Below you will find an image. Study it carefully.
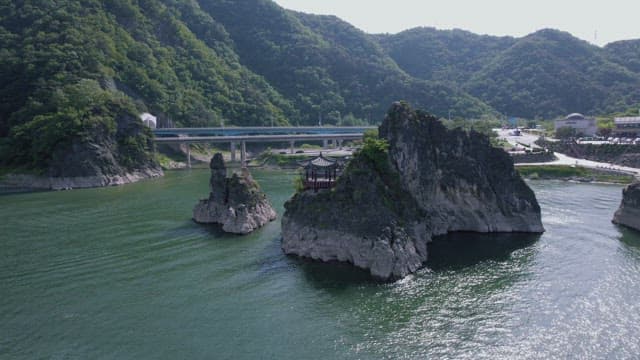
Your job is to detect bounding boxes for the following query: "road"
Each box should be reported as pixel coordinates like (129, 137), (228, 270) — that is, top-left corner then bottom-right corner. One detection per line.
(495, 129), (541, 148)
(517, 153), (640, 176)
(495, 129), (640, 176)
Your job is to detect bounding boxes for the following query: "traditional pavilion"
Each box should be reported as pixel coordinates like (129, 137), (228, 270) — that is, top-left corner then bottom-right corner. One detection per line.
(299, 153), (344, 191)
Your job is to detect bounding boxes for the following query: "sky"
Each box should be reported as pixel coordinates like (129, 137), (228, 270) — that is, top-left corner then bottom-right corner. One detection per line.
(273, 0), (640, 46)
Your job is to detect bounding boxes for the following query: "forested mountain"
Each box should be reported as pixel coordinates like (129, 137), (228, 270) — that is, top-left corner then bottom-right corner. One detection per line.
(379, 28), (640, 119)
(0, 0), (494, 175)
(198, 1), (493, 125)
(2, 0), (640, 179)
(605, 39), (640, 74)
(0, 0), (295, 173)
(376, 27), (516, 85)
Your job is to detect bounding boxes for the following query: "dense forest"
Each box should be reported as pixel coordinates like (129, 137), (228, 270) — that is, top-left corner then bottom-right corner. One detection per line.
(378, 28), (640, 119)
(1, 0), (639, 177)
(0, 0), (493, 174)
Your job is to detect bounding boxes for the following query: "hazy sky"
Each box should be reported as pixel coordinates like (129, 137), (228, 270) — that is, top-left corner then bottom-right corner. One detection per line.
(273, 0), (640, 46)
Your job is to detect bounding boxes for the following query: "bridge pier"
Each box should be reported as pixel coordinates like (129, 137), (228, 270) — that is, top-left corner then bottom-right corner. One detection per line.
(186, 144), (191, 169)
(241, 141), (247, 168)
(290, 140), (295, 154)
(230, 142), (237, 162)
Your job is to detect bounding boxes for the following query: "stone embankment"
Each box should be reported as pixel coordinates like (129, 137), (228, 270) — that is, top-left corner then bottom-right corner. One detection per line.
(0, 168), (162, 190)
(511, 151), (556, 164)
(537, 140), (640, 168)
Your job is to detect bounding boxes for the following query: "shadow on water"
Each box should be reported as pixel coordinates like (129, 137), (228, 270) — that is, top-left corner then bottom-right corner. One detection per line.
(162, 220), (242, 242)
(616, 226), (640, 252)
(426, 232), (541, 271)
(0, 186), (52, 197)
(293, 256), (383, 291)
(198, 222), (238, 238)
(293, 231), (542, 290)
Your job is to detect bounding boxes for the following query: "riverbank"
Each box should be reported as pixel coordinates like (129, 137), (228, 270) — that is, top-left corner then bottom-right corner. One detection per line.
(0, 167), (163, 191)
(517, 165), (636, 184)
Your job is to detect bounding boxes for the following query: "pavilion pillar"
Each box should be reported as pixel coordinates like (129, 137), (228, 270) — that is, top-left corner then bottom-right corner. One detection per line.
(241, 141), (247, 168)
(338, 140), (343, 149)
(323, 139), (329, 148)
(230, 142), (237, 162)
(290, 140), (295, 154)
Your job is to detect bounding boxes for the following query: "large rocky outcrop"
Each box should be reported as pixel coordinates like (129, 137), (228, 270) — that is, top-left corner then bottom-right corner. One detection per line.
(613, 181), (640, 231)
(193, 154), (277, 234)
(1, 110), (162, 190)
(282, 102), (544, 280)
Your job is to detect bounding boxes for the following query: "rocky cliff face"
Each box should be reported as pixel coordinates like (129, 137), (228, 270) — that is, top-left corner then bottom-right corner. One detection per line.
(282, 102), (544, 280)
(613, 181), (640, 231)
(193, 154), (277, 234)
(1, 110), (162, 190)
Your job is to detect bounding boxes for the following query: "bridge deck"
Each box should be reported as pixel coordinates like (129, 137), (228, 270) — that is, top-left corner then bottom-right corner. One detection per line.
(153, 133), (364, 144)
(153, 126), (375, 137)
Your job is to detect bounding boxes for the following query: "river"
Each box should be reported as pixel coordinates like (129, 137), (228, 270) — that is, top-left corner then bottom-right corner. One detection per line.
(1, 170), (639, 359)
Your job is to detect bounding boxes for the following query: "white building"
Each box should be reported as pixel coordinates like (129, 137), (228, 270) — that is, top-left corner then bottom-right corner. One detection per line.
(140, 113), (157, 128)
(613, 117), (640, 138)
(554, 113), (597, 136)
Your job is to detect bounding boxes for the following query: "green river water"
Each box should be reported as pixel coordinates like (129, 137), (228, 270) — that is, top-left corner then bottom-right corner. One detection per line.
(2, 169), (640, 359)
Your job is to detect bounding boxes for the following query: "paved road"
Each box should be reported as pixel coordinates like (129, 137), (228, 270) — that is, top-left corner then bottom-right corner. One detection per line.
(495, 129), (541, 148)
(494, 129), (640, 176)
(517, 153), (640, 176)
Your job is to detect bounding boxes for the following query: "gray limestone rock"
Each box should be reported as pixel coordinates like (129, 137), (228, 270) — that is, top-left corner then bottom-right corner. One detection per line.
(193, 153), (277, 234)
(613, 181), (640, 231)
(282, 102), (544, 280)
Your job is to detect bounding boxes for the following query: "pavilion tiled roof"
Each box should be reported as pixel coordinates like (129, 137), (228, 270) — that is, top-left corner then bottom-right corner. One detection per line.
(300, 153), (339, 168)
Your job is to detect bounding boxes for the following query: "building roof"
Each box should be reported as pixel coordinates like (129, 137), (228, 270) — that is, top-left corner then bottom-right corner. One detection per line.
(140, 112), (157, 125)
(614, 116), (640, 124)
(565, 113), (585, 120)
(300, 153), (340, 168)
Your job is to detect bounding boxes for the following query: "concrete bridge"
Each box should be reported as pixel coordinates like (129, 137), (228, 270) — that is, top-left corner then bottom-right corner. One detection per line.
(152, 127), (373, 167)
(153, 126), (374, 137)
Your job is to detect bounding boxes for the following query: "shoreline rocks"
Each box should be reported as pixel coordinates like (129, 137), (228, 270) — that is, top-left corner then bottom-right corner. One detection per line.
(282, 102), (544, 280)
(613, 181), (640, 231)
(0, 167), (163, 190)
(193, 153), (277, 234)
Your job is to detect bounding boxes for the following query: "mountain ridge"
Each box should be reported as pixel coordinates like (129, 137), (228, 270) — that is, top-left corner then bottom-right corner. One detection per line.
(1, 0), (639, 182)
(378, 27), (640, 118)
